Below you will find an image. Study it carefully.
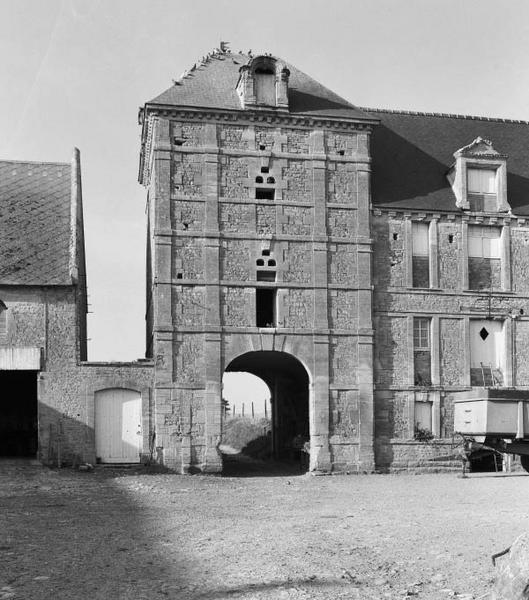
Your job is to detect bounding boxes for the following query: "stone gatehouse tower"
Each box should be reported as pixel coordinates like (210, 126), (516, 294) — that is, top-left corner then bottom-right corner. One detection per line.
(139, 50), (379, 473)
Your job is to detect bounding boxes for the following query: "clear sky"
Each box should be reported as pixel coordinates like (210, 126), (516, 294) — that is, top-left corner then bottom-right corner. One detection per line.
(2, 0), (529, 361)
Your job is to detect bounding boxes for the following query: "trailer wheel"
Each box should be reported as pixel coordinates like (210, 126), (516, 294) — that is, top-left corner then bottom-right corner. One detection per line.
(520, 455), (529, 473)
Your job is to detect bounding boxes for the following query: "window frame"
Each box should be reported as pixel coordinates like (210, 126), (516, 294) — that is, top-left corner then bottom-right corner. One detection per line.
(413, 317), (431, 351)
(467, 225), (501, 259)
(467, 167), (497, 195)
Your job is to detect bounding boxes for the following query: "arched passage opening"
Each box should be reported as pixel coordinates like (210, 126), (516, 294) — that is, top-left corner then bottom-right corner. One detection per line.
(222, 351), (310, 472)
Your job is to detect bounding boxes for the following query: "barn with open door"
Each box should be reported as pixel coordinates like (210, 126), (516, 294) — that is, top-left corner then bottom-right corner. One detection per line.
(95, 388), (142, 463)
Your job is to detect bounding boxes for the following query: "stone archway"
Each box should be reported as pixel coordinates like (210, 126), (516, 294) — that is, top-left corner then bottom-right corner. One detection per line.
(223, 351), (310, 469)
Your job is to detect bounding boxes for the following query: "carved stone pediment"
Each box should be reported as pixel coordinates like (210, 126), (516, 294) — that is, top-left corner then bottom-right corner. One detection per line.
(454, 136), (508, 160)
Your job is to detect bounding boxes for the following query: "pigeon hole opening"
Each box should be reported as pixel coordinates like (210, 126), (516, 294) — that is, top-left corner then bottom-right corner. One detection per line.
(256, 188), (275, 201)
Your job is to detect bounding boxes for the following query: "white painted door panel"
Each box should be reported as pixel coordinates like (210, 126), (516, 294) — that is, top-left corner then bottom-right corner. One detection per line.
(95, 389), (142, 463)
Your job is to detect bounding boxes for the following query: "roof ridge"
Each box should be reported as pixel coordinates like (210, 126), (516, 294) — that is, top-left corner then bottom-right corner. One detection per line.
(173, 47), (247, 86)
(0, 159), (70, 167)
(358, 106), (529, 125)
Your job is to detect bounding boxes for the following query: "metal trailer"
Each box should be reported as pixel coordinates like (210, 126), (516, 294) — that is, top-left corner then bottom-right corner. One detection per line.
(454, 388), (529, 473)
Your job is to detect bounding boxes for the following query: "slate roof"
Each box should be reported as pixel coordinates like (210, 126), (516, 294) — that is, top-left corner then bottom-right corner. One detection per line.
(369, 109), (529, 215)
(147, 51), (375, 122)
(0, 160), (74, 285)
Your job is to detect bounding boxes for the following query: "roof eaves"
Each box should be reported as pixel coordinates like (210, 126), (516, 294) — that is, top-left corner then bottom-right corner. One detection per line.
(0, 159), (70, 167)
(358, 107), (529, 125)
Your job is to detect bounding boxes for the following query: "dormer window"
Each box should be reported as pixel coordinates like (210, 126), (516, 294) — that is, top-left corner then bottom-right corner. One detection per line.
(447, 137), (510, 214)
(236, 55), (290, 110)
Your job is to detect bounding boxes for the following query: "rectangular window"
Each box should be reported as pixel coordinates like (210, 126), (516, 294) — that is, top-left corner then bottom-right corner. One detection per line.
(415, 401), (433, 434)
(413, 317), (431, 386)
(256, 288), (276, 327)
(412, 222), (430, 288)
(468, 226), (501, 290)
(467, 168), (496, 194)
(467, 168), (497, 211)
(413, 317), (430, 349)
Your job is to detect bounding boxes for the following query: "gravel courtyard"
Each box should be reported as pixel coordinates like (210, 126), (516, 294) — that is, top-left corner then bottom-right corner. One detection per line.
(1, 462), (528, 600)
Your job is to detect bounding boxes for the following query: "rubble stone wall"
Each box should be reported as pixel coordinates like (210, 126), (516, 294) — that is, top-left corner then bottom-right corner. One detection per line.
(149, 116), (374, 473)
(373, 210), (529, 471)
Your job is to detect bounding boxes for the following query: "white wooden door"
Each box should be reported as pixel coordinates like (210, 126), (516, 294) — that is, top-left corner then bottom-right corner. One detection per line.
(470, 320), (503, 369)
(95, 389), (142, 463)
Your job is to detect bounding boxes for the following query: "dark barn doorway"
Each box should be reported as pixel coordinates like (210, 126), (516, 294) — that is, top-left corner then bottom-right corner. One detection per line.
(223, 351), (310, 473)
(0, 370), (38, 457)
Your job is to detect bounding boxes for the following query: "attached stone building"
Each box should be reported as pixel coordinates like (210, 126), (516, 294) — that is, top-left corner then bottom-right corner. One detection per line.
(369, 111), (529, 471)
(0, 152), (153, 466)
(139, 48), (529, 473)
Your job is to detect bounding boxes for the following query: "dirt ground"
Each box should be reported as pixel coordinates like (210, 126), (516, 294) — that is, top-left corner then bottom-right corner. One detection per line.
(1, 460), (528, 600)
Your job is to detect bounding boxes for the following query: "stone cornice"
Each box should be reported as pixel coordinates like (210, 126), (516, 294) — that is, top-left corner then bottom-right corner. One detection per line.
(140, 105), (376, 186)
(143, 103), (379, 130)
(371, 206), (523, 225)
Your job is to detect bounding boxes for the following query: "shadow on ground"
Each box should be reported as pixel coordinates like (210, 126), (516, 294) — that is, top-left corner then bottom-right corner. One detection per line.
(0, 460), (191, 599)
(192, 577), (351, 599)
(221, 450), (307, 477)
